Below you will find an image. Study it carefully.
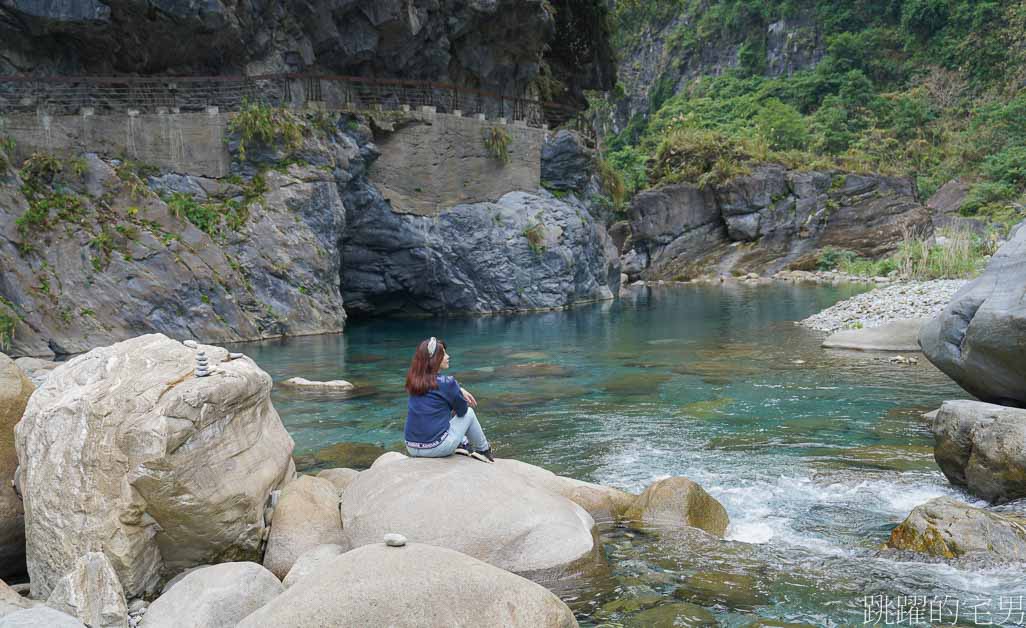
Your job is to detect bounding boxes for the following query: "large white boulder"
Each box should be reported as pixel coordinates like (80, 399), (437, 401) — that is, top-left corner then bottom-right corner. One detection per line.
(237, 543), (578, 628)
(140, 562), (283, 628)
(15, 334), (295, 599)
(281, 545), (346, 589)
(0, 607), (86, 627)
(262, 476), (344, 579)
(493, 459), (635, 522)
(0, 353), (32, 578)
(340, 456), (599, 577)
(45, 553), (127, 628)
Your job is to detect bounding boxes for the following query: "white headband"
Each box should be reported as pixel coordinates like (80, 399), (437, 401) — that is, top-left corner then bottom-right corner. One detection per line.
(427, 337), (438, 357)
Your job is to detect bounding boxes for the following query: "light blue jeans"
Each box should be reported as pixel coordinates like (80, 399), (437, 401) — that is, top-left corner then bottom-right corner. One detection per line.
(407, 408), (490, 457)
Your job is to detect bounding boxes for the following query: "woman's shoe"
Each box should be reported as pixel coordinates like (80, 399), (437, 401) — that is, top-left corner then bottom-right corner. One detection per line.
(454, 439), (471, 457)
(470, 448), (495, 463)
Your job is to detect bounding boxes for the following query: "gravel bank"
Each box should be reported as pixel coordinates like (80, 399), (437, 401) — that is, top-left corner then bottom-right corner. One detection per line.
(799, 280), (968, 333)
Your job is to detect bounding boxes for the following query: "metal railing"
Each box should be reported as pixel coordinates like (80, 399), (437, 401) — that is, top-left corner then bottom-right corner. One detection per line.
(0, 73), (587, 133)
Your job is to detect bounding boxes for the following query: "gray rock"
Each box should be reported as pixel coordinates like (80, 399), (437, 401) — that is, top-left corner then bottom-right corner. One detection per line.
(279, 377), (354, 392)
(927, 179), (970, 216)
(45, 553), (127, 628)
(0, 580), (36, 618)
(0, 354), (32, 578)
(622, 477), (729, 537)
(342, 189), (620, 317)
(933, 400), (1026, 503)
(139, 562), (283, 628)
(821, 319), (925, 352)
(15, 334), (295, 599)
(146, 174), (208, 200)
(541, 130), (595, 194)
(11, 357), (57, 388)
(0, 607), (86, 627)
(236, 543), (578, 628)
(314, 468), (359, 496)
(340, 456), (599, 578)
(281, 545), (346, 590)
(886, 497), (1026, 561)
(493, 459), (635, 523)
(920, 222), (1026, 407)
(262, 476), (344, 579)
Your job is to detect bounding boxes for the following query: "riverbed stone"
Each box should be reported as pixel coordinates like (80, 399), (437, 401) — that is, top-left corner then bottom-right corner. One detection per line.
(139, 562), (283, 628)
(263, 476), (344, 579)
(0, 607), (86, 627)
(625, 602), (717, 627)
(340, 456), (599, 577)
(281, 545), (346, 589)
(885, 497), (1026, 560)
(623, 477), (729, 537)
(0, 353), (32, 578)
(932, 400), (1026, 503)
(821, 319), (925, 352)
(14, 334), (296, 599)
(315, 468), (359, 495)
(674, 571), (769, 611)
(278, 377), (354, 392)
(920, 222), (1026, 407)
(45, 553), (127, 628)
(302, 442), (386, 471)
(237, 543), (578, 628)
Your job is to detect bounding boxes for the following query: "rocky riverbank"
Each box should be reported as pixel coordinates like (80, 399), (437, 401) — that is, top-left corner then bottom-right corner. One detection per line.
(798, 279), (967, 333)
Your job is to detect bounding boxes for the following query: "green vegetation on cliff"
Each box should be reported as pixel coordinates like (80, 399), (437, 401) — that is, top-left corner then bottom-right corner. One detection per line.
(601, 0), (1026, 227)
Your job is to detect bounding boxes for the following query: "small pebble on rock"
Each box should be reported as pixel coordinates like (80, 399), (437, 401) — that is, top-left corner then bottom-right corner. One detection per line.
(183, 340), (198, 349)
(384, 533), (407, 547)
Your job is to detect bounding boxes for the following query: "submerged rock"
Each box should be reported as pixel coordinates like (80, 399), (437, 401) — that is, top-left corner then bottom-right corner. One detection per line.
(263, 476), (345, 580)
(0, 354), (32, 578)
(920, 222), (1026, 407)
(885, 497), (1026, 561)
(15, 334), (295, 599)
(674, 571), (769, 611)
(932, 400), (1026, 503)
(821, 319), (925, 352)
(299, 442), (387, 471)
(625, 602), (717, 628)
(237, 543), (578, 628)
(45, 553), (127, 628)
(278, 377), (354, 392)
(340, 456), (600, 577)
(623, 477), (729, 537)
(139, 562), (283, 628)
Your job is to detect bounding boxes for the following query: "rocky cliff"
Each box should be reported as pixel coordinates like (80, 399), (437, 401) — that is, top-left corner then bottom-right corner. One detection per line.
(619, 164), (932, 280)
(0, 114), (620, 357)
(0, 0), (614, 103)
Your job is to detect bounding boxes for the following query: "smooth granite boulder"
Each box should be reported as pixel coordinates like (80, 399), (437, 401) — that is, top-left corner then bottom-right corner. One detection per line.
(0, 580), (36, 617)
(0, 607), (86, 627)
(45, 553), (127, 628)
(262, 476), (344, 579)
(623, 477), (729, 537)
(340, 456), (599, 577)
(281, 545), (347, 589)
(15, 334), (295, 599)
(932, 400), (1026, 503)
(315, 468), (360, 496)
(920, 222), (1026, 407)
(886, 497), (1026, 560)
(140, 562), (283, 628)
(0, 354), (32, 578)
(494, 459), (635, 523)
(237, 543), (578, 628)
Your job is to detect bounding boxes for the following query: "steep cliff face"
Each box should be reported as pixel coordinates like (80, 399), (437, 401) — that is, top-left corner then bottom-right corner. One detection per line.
(0, 0), (615, 103)
(620, 165), (932, 280)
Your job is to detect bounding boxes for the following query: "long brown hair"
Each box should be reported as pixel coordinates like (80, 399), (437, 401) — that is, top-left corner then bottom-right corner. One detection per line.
(405, 338), (447, 395)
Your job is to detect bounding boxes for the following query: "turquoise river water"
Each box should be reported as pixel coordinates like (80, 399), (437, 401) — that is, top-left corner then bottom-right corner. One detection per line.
(235, 283), (1026, 627)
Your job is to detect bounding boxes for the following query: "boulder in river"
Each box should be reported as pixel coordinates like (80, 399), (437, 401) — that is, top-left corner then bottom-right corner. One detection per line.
(623, 477), (729, 537)
(932, 400), (1026, 503)
(340, 456), (600, 578)
(140, 562), (283, 628)
(237, 543), (578, 628)
(15, 334), (296, 599)
(821, 319), (925, 352)
(494, 459), (635, 522)
(885, 497), (1026, 561)
(45, 553), (127, 628)
(920, 222), (1026, 407)
(0, 353), (32, 578)
(262, 476), (345, 579)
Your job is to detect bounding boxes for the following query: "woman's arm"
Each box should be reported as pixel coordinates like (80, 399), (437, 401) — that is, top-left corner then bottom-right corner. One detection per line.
(460, 387), (478, 408)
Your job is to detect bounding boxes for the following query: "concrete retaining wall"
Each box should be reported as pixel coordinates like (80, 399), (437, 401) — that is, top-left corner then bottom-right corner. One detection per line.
(5, 110), (231, 178)
(367, 108), (544, 216)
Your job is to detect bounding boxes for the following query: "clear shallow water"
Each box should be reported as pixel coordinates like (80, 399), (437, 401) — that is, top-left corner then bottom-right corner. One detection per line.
(234, 283), (1026, 627)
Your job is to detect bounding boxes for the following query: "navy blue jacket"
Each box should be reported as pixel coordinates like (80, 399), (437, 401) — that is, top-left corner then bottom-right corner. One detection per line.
(405, 375), (468, 445)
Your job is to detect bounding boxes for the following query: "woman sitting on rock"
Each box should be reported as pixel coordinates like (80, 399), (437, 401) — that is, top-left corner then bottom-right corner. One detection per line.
(404, 337), (494, 463)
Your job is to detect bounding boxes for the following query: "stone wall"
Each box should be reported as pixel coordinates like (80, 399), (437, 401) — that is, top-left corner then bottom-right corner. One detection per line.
(5, 110), (232, 178)
(368, 108), (543, 216)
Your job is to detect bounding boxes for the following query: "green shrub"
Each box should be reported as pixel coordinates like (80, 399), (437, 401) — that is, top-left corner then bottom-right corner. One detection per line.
(166, 193), (221, 235)
(483, 127), (511, 164)
(0, 311), (14, 351)
(753, 98), (808, 150)
(816, 246), (858, 270)
(228, 101), (305, 161)
(960, 182), (1017, 216)
(650, 127), (753, 188)
(523, 221), (546, 254)
(595, 155), (626, 208)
